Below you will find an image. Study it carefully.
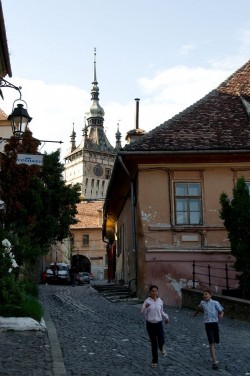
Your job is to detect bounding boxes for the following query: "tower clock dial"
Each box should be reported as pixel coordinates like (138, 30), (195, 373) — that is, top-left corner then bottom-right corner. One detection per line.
(93, 164), (103, 176)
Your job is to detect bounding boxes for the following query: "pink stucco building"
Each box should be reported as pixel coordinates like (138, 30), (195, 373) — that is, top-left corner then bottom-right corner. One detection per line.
(103, 59), (250, 306)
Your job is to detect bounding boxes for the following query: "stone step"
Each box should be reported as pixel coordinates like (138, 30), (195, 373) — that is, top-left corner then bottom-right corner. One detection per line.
(92, 283), (136, 303)
(102, 291), (132, 297)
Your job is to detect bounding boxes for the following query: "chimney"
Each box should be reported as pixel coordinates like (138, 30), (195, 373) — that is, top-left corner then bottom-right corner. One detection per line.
(135, 98), (140, 129)
(125, 98), (146, 144)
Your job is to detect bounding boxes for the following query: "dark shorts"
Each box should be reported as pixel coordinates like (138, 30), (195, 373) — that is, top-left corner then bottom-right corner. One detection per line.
(205, 322), (220, 344)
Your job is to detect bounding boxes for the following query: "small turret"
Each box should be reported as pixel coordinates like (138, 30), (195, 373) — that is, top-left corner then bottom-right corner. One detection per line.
(115, 122), (122, 150)
(70, 123), (76, 152)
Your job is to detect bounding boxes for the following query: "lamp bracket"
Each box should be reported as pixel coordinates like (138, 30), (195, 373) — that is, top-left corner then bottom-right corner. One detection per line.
(0, 77), (22, 100)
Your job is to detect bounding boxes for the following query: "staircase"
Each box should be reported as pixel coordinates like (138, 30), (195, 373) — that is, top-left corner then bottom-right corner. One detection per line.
(91, 283), (141, 304)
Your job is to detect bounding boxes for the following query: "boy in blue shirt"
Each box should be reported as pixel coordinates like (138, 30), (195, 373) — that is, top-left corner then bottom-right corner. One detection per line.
(193, 289), (224, 370)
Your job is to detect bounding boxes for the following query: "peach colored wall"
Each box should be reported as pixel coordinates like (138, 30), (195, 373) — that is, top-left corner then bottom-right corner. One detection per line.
(116, 164), (250, 306)
(71, 228), (106, 269)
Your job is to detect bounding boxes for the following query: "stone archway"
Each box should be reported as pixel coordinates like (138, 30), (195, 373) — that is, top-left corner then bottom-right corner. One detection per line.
(72, 255), (91, 273)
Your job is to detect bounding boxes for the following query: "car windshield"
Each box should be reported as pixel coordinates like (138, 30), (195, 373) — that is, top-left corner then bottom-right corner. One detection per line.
(49, 264), (68, 271)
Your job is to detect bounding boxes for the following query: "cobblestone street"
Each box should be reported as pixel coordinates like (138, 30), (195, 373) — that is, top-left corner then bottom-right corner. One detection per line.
(40, 284), (250, 376)
(1, 283), (250, 376)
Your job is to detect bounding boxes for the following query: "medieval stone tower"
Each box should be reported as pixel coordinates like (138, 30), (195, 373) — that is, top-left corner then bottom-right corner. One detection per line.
(64, 51), (121, 199)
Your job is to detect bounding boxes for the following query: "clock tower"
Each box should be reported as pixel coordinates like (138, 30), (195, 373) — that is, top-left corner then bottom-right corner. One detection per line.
(64, 50), (117, 200)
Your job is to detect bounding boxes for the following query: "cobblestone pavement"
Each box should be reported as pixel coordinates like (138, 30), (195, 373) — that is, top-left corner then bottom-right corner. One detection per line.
(1, 283), (250, 376)
(40, 284), (250, 376)
(0, 329), (53, 376)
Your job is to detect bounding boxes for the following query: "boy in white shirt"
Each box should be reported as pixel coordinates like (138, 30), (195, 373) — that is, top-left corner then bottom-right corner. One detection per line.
(141, 285), (169, 368)
(193, 289), (224, 370)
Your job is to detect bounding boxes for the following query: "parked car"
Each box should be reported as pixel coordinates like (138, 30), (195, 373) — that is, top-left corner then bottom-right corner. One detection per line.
(46, 263), (70, 284)
(76, 272), (90, 285)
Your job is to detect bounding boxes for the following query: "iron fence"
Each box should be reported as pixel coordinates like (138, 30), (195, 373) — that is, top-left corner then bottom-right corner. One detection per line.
(192, 260), (239, 293)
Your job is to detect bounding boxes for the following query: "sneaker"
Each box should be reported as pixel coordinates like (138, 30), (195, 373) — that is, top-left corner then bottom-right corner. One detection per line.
(151, 363), (157, 368)
(212, 361), (219, 370)
(161, 347), (167, 357)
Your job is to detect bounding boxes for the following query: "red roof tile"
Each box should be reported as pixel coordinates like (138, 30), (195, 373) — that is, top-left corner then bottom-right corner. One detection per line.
(70, 201), (103, 229)
(124, 59), (250, 152)
(0, 108), (8, 120)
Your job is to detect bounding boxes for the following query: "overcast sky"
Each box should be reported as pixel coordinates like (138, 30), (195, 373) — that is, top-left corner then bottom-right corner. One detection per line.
(1, 0), (250, 157)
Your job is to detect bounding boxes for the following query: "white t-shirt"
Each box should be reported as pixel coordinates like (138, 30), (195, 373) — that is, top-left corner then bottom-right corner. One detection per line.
(141, 297), (169, 323)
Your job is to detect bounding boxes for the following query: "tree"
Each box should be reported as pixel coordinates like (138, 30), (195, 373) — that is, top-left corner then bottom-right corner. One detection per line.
(220, 177), (250, 297)
(0, 130), (81, 267)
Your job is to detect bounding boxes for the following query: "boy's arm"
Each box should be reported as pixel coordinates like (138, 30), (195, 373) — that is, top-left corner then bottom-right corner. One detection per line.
(193, 306), (203, 317)
(218, 310), (224, 319)
(216, 301), (224, 319)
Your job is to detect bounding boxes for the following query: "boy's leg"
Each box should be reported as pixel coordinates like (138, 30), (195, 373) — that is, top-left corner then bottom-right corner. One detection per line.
(205, 323), (220, 368)
(146, 322), (158, 364)
(213, 323), (220, 344)
(209, 343), (217, 364)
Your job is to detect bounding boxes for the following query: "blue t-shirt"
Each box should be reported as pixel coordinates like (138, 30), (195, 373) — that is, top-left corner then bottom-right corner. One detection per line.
(199, 299), (224, 323)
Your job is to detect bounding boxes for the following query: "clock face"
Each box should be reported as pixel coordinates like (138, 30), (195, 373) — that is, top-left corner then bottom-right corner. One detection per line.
(93, 164), (103, 176)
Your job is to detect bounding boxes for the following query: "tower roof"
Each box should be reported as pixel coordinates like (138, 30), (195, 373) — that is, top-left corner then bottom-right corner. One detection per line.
(65, 49), (115, 157)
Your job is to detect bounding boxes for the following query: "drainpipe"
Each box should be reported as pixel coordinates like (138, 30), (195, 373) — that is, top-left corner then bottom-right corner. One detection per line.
(117, 155), (137, 292)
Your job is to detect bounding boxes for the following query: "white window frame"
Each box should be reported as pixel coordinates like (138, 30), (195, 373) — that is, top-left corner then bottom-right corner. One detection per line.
(174, 182), (202, 225)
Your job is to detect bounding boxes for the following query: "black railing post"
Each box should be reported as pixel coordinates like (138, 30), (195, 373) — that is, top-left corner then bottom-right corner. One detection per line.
(208, 264), (211, 287)
(225, 264), (229, 291)
(192, 260), (196, 289)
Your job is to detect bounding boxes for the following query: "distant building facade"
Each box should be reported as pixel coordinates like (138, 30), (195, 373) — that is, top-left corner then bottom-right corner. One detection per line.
(70, 201), (107, 280)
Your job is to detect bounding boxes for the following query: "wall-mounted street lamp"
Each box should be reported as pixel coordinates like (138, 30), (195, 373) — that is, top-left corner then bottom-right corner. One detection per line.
(0, 77), (32, 138)
(8, 99), (32, 138)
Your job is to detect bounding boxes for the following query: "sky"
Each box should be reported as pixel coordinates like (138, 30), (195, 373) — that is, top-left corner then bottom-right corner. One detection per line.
(1, 0), (250, 158)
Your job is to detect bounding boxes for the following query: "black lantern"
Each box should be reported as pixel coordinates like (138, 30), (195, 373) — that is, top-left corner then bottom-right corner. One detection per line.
(8, 99), (32, 138)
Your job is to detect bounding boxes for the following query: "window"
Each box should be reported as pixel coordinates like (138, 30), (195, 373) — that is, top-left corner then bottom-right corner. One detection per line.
(105, 168), (111, 179)
(174, 182), (202, 225)
(83, 234), (89, 246)
(246, 182), (250, 193)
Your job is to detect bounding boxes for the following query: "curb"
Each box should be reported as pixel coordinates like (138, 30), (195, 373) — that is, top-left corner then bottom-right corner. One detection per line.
(0, 316), (46, 331)
(42, 309), (67, 376)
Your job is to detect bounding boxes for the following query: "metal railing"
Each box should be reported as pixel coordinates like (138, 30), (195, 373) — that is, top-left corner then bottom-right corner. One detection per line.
(192, 260), (239, 292)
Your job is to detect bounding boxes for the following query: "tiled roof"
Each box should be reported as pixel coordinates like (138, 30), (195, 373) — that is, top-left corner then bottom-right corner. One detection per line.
(124, 59), (250, 152)
(0, 108), (8, 120)
(70, 201), (103, 229)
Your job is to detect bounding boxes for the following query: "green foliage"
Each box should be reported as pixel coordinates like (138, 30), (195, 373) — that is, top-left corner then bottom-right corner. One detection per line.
(0, 274), (24, 306)
(0, 131), (81, 267)
(0, 293), (43, 322)
(19, 279), (39, 298)
(220, 177), (250, 297)
(18, 295), (43, 322)
(0, 273), (42, 321)
(0, 130), (81, 319)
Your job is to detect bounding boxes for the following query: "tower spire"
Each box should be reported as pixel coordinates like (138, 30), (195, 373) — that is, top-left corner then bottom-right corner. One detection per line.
(115, 121), (122, 150)
(87, 47), (105, 124)
(70, 122), (76, 152)
(93, 47), (97, 83)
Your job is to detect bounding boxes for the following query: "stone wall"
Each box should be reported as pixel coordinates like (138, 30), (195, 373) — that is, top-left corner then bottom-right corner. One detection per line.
(181, 288), (250, 323)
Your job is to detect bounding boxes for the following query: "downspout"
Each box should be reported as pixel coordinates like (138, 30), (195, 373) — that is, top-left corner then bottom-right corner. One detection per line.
(117, 155), (137, 291)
